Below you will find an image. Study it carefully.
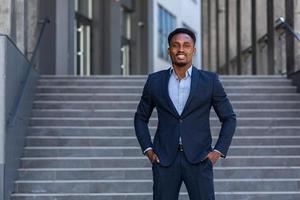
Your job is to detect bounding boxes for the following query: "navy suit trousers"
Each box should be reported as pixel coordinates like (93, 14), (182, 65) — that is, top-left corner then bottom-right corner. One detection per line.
(152, 150), (215, 200)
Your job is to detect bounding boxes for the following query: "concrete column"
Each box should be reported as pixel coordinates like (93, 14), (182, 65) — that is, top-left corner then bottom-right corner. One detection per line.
(274, 0), (286, 74)
(129, 0), (152, 74)
(201, 0), (208, 68)
(0, 0), (13, 36)
(26, 0), (38, 60)
(56, 0), (75, 75)
(228, 0), (237, 74)
(241, 0), (252, 74)
(218, 0), (226, 72)
(210, 0), (217, 72)
(103, 0), (122, 74)
(294, 0), (300, 72)
(15, 0), (27, 53)
(256, 0), (268, 75)
(38, 0), (56, 75)
(92, 0), (104, 74)
(146, 0), (154, 73)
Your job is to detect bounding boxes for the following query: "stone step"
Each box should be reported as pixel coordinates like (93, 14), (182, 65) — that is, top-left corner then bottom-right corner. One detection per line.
(17, 167), (300, 180)
(12, 74), (300, 200)
(26, 126), (300, 136)
(34, 93), (300, 101)
(38, 75), (286, 79)
(28, 117), (300, 127)
(32, 101), (300, 109)
(13, 179), (300, 193)
(39, 75), (148, 79)
(35, 85), (297, 94)
(20, 156), (300, 168)
(36, 79), (293, 87)
(10, 192), (300, 200)
(25, 136), (300, 146)
(30, 109), (300, 118)
(23, 146), (300, 157)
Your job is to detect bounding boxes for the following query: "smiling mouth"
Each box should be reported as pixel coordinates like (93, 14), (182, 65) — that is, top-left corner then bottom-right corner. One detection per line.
(176, 54), (186, 59)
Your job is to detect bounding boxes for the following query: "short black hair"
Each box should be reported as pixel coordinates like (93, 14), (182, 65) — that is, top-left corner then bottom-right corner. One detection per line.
(168, 28), (196, 46)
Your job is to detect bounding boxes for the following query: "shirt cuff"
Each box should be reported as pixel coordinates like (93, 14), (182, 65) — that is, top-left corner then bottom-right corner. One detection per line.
(143, 147), (153, 154)
(213, 149), (224, 157)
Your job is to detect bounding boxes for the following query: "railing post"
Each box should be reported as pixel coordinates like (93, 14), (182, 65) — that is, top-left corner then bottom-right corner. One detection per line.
(236, 0), (242, 75)
(201, 0), (210, 68)
(286, 0), (295, 75)
(208, 0), (212, 70)
(215, 0), (220, 73)
(251, 0), (257, 75)
(267, 0), (275, 74)
(225, 0), (230, 74)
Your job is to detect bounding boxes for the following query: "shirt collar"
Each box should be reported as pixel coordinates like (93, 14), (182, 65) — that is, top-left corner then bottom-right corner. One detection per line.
(170, 65), (193, 79)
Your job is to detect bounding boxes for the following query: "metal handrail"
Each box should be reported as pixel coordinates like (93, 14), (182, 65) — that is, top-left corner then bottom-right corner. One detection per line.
(221, 17), (300, 71)
(7, 17), (50, 126)
(220, 33), (269, 70)
(29, 17), (50, 65)
(275, 17), (300, 41)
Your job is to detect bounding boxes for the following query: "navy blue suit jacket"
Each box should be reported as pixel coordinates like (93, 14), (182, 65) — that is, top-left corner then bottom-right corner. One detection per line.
(134, 66), (236, 167)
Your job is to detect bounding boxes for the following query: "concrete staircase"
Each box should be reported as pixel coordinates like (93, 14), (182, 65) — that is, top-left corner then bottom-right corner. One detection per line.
(11, 75), (300, 200)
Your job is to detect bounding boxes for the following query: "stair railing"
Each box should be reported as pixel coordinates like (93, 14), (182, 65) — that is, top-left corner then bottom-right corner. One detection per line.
(220, 19), (282, 73)
(273, 17), (300, 92)
(275, 17), (300, 42)
(7, 17), (50, 126)
(29, 17), (51, 65)
(221, 17), (300, 76)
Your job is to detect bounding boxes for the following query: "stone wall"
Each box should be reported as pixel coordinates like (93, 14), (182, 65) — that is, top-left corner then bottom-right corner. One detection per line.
(202, 0), (300, 75)
(0, 0), (39, 60)
(294, 0), (300, 72)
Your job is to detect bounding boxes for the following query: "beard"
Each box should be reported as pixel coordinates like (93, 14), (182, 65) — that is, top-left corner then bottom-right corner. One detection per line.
(175, 62), (187, 68)
(172, 58), (188, 67)
(171, 53), (190, 68)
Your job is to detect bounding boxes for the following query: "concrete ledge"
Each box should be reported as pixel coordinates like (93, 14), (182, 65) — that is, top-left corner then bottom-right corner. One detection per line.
(0, 34), (38, 200)
(288, 70), (300, 92)
(0, 164), (3, 200)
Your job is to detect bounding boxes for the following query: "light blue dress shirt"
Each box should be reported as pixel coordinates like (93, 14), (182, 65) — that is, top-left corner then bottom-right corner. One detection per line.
(168, 66), (192, 144)
(168, 66), (192, 116)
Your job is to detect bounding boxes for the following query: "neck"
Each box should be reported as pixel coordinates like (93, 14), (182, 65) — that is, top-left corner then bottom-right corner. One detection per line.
(173, 65), (191, 80)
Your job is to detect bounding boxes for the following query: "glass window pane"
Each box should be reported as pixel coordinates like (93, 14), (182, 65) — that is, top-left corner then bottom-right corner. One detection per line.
(77, 0), (92, 19)
(158, 5), (176, 60)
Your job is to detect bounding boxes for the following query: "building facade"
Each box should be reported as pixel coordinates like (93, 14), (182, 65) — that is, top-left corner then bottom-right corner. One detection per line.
(0, 0), (202, 75)
(153, 0), (201, 71)
(201, 0), (300, 75)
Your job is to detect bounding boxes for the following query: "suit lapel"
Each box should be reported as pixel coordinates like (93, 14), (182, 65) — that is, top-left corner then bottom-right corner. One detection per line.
(181, 66), (199, 117)
(162, 69), (180, 117)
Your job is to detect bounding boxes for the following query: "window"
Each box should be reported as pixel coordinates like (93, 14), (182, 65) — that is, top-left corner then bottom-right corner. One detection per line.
(158, 5), (176, 61)
(75, 0), (93, 19)
(75, 0), (93, 75)
(121, 7), (132, 75)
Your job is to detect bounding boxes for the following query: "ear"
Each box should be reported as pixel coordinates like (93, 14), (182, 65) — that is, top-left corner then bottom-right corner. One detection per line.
(193, 47), (196, 55)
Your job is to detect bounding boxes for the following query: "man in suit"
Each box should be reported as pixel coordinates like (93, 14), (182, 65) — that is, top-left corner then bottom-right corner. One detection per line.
(134, 28), (236, 200)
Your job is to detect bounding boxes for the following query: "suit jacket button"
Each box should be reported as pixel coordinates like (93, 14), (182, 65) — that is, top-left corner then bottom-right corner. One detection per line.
(179, 119), (183, 123)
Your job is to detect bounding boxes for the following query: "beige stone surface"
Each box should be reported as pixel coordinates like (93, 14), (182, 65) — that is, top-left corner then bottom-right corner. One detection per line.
(202, 0), (300, 75)
(294, 0), (300, 72)
(0, 0), (12, 36)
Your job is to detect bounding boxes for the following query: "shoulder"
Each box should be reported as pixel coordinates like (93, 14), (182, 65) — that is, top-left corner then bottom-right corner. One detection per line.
(194, 67), (218, 80)
(147, 68), (169, 80)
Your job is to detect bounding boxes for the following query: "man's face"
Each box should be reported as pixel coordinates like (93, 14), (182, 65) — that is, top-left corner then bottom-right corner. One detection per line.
(168, 33), (196, 68)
